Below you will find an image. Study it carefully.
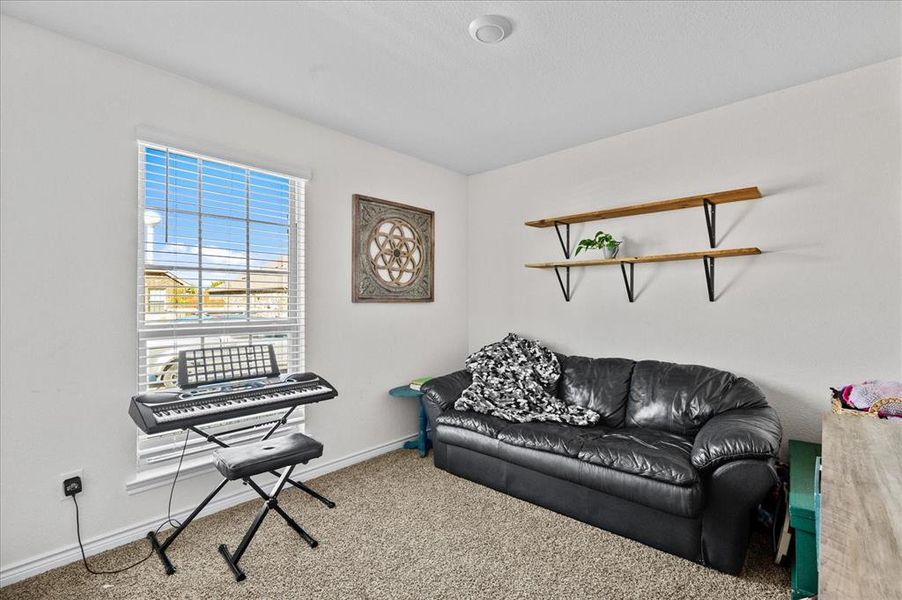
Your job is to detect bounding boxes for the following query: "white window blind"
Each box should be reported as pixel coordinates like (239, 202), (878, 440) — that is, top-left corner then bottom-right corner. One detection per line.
(136, 141), (306, 473)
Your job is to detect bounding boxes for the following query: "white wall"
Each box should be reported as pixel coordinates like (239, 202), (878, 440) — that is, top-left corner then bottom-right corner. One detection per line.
(468, 59), (902, 448)
(0, 16), (468, 574)
(2, 12), (901, 584)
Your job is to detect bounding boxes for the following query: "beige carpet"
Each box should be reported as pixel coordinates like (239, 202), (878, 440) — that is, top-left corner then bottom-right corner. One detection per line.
(2, 450), (790, 599)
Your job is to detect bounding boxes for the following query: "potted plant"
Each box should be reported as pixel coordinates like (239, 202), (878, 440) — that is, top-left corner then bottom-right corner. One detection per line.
(574, 230), (622, 259)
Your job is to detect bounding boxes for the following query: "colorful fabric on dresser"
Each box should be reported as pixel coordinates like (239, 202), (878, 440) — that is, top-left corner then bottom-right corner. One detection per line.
(840, 380), (902, 419)
(841, 380), (901, 407)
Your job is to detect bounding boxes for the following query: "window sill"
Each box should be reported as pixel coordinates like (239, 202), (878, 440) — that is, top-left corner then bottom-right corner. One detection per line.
(125, 454), (219, 495)
(130, 417), (305, 495)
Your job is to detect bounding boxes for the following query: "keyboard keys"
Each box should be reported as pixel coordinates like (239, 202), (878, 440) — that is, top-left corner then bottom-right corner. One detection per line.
(152, 383), (333, 423)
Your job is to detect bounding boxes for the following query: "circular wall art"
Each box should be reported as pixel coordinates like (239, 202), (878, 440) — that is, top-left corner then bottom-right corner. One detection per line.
(367, 218), (424, 288)
(352, 195), (434, 302)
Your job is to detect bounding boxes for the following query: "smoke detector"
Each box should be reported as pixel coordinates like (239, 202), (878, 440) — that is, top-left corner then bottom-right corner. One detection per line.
(469, 15), (512, 44)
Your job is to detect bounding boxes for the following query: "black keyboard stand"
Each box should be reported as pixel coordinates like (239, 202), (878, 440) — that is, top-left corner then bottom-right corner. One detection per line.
(147, 405), (336, 575)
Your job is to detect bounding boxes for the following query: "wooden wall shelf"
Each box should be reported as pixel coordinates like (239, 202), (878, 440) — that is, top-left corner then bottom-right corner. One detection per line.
(526, 247), (761, 303)
(524, 186), (761, 228)
(524, 247), (760, 269)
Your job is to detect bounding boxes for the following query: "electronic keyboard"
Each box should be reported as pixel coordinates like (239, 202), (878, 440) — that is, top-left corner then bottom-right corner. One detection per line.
(129, 372), (337, 435)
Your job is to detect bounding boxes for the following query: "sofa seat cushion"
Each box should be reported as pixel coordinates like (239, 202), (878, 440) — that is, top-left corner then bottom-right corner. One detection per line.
(437, 425), (503, 458)
(578, 458), (703, 517)
(578, 428), (698, 486)
(497, 442), (703, 518)
(498, 422), (609, 458)
(435, 410), (512, 438)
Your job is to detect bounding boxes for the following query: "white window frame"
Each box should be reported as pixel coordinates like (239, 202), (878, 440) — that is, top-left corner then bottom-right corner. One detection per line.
(132, 140), (307, 489)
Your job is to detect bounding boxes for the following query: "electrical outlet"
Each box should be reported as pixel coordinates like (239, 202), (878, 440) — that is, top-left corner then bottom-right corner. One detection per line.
(60, 469), (84, 501)
(63, 476), (82, 496)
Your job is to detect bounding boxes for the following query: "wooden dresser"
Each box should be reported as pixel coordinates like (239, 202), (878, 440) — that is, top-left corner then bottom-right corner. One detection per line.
(819, 414), (902, 599)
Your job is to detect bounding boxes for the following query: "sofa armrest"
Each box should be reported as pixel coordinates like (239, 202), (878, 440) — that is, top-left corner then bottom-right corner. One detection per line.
(421, 370), (472, 430)
(691, 406), (782, 471)
(701, 458), (779, 574)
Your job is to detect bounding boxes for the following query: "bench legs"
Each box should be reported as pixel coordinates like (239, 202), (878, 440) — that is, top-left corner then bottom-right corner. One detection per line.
(244, 475), (322, 547)
(283, 476), (337, 509)
(219, 465), (330, 582)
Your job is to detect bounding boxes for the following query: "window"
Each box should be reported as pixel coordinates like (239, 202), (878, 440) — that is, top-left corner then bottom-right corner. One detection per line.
(147, 288), (167, 313)
(136, 142), (306, 474)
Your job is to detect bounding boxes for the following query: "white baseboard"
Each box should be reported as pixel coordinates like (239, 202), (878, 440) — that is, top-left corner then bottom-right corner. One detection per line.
(0, 434), (417, 587)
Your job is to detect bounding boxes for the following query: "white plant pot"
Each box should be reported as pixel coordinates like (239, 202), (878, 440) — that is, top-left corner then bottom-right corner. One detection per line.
(603, 244), (620, 259)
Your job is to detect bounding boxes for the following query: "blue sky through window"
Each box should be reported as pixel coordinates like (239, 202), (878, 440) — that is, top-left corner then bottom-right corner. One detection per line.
(143, 147), (294, 322)
(143, 147), (292, 284)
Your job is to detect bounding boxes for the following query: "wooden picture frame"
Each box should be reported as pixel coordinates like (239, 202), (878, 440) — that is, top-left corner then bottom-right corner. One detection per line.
(352, 194), (434, 303)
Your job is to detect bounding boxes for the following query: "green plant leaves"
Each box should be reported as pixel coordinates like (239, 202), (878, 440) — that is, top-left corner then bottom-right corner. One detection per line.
(573, 238), (595, 256)
(573, 230), (620, 255)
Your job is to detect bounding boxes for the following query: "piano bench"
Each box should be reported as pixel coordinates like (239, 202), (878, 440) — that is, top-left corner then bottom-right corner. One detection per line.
(213, 433), (323, 481)
(212, 432), (334, 582)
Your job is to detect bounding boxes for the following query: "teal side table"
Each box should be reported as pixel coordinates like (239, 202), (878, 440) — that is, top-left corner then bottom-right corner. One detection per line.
(789, 439), (821, 600)
(390, 385), (430, 457)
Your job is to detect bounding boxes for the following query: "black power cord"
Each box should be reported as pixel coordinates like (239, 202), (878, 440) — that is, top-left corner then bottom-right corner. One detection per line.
(73, 431), (190, 574)
(163, 430), (190, 530)
(72, 495), (157, 574)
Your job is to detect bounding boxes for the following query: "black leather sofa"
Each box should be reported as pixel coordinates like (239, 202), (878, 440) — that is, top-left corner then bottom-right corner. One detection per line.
(421, 356), (782, 574)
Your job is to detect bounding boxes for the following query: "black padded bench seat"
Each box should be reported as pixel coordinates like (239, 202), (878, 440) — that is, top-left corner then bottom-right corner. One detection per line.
(213, 433), (323, 480)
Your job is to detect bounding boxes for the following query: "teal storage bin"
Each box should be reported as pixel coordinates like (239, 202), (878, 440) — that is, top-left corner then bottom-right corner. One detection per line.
(789, 440), (821, 600)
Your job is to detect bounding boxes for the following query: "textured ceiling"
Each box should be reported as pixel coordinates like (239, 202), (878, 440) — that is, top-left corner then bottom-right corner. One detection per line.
(2, 1), (900, 174)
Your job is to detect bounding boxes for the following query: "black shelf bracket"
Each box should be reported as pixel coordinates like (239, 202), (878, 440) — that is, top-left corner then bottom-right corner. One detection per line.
(553, 221), (571, 258)
(554, 266), (571, 302)
(703, 256), (715, 301)
(552, 222), (572, 302)
(703, 199), (716, 248)
(620, 263), (635, 303)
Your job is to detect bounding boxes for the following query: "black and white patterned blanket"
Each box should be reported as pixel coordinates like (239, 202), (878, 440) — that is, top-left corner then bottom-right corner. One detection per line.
(454, 333), (600, 426)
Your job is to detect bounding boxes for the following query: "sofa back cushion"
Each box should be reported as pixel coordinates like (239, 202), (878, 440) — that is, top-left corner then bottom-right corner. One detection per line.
(625, 360), (735, 436)
(560, 356), (635, 427)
